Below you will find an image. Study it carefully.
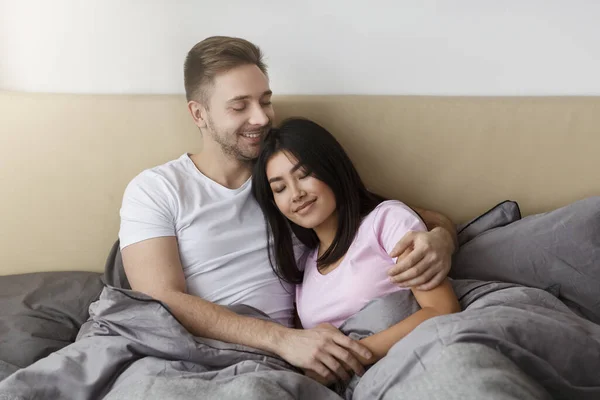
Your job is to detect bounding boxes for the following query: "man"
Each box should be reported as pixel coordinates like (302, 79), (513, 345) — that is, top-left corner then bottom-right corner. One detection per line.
(119, 36), (457, 384)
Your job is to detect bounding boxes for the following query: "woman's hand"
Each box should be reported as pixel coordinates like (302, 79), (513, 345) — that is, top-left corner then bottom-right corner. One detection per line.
(387, 227), (455, 290)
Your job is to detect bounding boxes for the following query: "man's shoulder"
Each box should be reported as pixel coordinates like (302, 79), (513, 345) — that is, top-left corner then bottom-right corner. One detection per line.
(121, 154), (195, 207)
(127, 154), (192, 190)
(118, 156), (191, 248)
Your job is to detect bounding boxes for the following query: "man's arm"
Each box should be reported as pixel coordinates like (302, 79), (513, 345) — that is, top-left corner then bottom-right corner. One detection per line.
(411, 206), (458, 250)
(387, 206), (457, 290)
(121, 237), (372, 382)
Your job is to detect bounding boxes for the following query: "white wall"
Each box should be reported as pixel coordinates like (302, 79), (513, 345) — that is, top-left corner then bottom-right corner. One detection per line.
(1, 0), (599, 95)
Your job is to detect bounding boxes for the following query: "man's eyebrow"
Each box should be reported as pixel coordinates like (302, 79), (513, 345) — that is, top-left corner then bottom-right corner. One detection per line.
(226, 90), (272, 103)
(226, 95), (250, 103)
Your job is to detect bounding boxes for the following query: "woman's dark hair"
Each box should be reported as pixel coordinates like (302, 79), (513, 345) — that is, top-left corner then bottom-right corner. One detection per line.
(252, 117), (386, 284)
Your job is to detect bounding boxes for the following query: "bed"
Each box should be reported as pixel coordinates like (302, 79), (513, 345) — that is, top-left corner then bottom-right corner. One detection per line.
(1, 92), (599, 399)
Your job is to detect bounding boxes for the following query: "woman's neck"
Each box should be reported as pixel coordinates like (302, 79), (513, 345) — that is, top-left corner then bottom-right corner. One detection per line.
(313, 211), (339, 256)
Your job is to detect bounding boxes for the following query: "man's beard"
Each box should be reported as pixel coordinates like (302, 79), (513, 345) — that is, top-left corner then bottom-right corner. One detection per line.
(207, 118), (271, 162)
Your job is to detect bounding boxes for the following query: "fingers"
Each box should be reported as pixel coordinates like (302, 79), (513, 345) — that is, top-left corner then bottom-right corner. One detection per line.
(319, 352), (351, 382)
(305, 369), (333, 386)
(310, 362), (336, 384)
(332, 333), (372, 361)
(388, 232), (414, 258)
(388, 248), (427, 280)
(396, 261), (439, 287)
(417, 270), (447, 291)
(294, 326), (371, 383)
(325, 343), (365, 377)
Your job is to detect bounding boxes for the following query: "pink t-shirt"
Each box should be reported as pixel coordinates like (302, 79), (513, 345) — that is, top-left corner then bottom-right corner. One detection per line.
(296, 200), (427, 329)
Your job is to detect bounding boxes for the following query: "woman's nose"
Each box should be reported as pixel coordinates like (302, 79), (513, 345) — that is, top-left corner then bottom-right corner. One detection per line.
(292, 187), (307, 202)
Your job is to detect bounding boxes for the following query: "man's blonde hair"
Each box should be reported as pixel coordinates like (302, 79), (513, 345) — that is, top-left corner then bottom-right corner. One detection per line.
(184, 36), (268, 103)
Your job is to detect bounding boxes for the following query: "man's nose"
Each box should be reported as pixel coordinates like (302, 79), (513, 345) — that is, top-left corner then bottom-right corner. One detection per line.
(248, 104), (269, 126)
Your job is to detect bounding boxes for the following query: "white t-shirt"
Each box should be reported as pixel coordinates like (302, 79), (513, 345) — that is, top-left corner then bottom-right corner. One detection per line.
(119, 153), (295, 326)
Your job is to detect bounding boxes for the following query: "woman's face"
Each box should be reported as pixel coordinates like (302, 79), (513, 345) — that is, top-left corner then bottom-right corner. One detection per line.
(265, 151), (337, 229)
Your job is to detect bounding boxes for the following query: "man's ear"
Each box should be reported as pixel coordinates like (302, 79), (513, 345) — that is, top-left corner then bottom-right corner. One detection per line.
(187, 100), (208, 129)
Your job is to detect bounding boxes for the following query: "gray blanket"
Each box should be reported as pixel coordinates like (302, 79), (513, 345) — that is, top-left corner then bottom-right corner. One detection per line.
(0, 364), (17, 385)
(0, 280), (599, 400)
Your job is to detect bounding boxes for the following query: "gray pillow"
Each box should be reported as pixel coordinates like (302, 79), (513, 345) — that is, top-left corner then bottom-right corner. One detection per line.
(0, 271), (104, 368)
(451, 196), (600, 324)
(457, 200), (521, 246)
(103, 239), (131, 289)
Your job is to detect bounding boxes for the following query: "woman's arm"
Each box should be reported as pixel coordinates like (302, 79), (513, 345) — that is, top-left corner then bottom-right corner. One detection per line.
(356, 279), (460, 365)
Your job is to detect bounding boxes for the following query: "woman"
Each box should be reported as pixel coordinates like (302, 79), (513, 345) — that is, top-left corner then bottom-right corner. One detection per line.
(252, 118), (460, 383)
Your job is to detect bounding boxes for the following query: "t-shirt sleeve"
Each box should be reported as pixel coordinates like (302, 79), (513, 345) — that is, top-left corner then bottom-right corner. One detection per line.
(373, 201), (428, 255)
(118, 170), (177, 250)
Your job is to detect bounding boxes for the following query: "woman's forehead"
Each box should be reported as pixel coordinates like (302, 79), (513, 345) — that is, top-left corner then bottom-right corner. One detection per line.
(266, 151), (301, 174)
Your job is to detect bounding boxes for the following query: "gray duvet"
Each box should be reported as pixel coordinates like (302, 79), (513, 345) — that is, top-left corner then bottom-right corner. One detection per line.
(0, 278), (599, 400)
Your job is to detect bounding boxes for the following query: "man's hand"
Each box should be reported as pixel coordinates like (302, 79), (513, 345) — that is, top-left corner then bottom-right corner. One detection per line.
(276, 323), (371, 384)
(304, 368), (336, 386)
(387, 227), (454, 290)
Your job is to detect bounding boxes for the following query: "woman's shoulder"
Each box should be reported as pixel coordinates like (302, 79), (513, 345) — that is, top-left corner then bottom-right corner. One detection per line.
(369, 200), (417, 219)
(366, 200), (426, 231)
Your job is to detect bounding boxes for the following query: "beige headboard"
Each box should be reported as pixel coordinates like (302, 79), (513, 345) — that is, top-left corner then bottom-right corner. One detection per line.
(1, 91), (599, 276)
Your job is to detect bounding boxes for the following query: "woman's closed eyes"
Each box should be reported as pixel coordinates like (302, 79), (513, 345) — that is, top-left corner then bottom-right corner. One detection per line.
(270, 168), (312, 194)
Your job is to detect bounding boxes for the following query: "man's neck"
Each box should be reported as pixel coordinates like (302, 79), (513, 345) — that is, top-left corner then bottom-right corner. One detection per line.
(189, 149), (252, 190)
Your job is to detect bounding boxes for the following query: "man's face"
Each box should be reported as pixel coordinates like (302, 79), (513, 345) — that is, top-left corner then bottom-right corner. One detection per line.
(196, 64), (274, 161)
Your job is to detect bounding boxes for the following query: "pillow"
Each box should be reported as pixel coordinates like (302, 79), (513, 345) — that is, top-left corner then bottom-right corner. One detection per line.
(456, 200), (521, 246)
(0, 271), (104, 368)
(103, 239), (131, 289)
(451, 196), (600, 324)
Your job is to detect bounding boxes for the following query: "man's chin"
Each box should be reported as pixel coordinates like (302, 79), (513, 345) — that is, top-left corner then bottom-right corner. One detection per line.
(237, 149), (260, 162)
